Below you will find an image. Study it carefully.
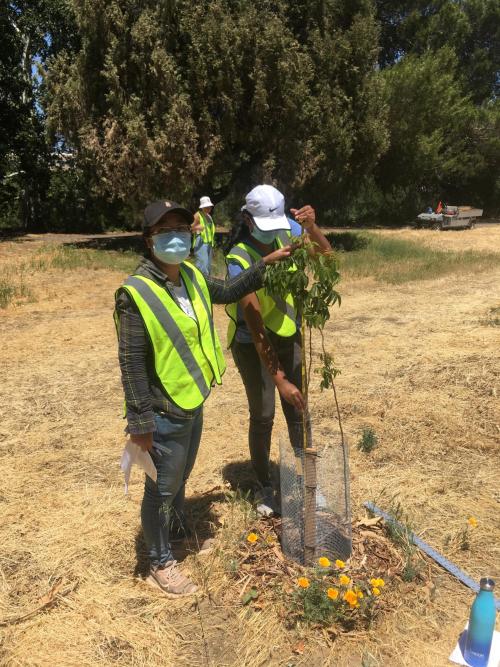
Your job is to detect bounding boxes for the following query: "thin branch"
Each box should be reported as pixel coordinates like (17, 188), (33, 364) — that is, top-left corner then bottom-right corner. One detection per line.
(307, 325), (313, 390)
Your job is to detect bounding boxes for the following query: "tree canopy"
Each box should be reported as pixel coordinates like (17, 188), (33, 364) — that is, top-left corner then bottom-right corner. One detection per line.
(1, 0), (499, 231)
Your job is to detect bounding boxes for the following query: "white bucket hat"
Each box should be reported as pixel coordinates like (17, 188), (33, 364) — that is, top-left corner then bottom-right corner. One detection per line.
(199, 196), (214, 209)
(243, 184), (290, 231)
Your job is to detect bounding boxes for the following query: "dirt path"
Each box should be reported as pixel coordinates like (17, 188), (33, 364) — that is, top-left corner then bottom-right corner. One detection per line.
(0, 228), (499, 666)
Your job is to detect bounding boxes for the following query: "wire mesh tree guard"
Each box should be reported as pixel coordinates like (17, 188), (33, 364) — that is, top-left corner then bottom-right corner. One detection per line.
(265, 233), (352, 564)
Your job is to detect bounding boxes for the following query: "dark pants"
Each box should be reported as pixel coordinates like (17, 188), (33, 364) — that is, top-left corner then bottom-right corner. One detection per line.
(231, 331), (310, 486)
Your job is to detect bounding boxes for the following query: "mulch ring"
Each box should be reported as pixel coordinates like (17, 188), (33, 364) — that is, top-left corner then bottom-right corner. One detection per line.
(209, 511), (421, 631)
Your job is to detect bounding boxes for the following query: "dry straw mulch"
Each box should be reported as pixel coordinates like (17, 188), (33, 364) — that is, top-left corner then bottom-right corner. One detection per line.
(1, 229), (499, 666)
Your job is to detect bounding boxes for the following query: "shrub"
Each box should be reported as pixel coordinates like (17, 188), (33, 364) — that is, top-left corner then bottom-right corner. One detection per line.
(325, 231), (370, 252)
(357, 427), (377, 453)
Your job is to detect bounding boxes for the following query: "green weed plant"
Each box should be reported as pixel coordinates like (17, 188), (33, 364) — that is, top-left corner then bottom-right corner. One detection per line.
(371, 492), (422, 582)
(357, 427), (377, 453)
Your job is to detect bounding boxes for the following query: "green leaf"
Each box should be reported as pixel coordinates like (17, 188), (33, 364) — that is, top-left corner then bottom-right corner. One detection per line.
(241, 588), (259, 605)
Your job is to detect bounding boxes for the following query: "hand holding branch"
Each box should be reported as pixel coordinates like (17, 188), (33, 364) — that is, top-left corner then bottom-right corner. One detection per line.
(290, 205), (315, 231)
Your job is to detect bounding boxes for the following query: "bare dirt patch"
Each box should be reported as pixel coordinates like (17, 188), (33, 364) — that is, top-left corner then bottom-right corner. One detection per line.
(0, 230), (499, 666)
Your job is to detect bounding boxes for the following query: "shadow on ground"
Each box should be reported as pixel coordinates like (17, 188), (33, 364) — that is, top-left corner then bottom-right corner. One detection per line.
(65, 234), (144, 252)
(133, 490), (226, 577)
(221, 459), (279, 493)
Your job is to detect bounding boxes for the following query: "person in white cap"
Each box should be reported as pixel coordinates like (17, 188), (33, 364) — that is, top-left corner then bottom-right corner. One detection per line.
(192, 195), (216, 274)
(224, 185), (331, 516)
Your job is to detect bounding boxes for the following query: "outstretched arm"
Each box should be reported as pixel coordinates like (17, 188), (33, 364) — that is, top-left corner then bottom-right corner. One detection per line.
(207, 245), (292, 304)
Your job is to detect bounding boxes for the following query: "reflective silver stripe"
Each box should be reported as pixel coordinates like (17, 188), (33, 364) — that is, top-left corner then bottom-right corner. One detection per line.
(228, 244), (294, 321)
(181, 265), (218, 353)
(274, 294), (295, 321)
(227, 246), (252, 266)
(124, 276), (210, 398)
(277, 229), (292, 245)
(200, 212), (214, 244)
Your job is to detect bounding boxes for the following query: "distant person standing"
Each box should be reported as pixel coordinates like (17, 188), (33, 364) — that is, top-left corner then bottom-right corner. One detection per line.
(192, 196), (216, 274)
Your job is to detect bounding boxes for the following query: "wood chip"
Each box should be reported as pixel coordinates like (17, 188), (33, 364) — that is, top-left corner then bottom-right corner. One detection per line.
(355, 516), (383, 528)
(293, 640), (305, 655)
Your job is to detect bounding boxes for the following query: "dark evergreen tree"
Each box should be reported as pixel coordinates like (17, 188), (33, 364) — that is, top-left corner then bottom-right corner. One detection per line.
(44, 0), (387, 222)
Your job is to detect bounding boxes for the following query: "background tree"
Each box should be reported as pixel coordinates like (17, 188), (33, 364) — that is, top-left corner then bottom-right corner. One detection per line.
(0, 0), (77, 231)
(375, 0), (500, 102)
(1, 0), (499, 231)
(373, 48), (482, 221)
(370, 0), (500, 222)
(43, 0), (387, 224)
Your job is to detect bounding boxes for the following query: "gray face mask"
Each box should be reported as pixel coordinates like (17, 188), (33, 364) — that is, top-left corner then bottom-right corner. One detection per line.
(251, 228), (278, 244)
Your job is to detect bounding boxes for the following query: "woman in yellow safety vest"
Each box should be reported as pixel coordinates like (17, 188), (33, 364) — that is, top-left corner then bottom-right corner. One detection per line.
(192, 195), (216, 274)
(225, 185), (332, 517)
(115, 198), (290, 597)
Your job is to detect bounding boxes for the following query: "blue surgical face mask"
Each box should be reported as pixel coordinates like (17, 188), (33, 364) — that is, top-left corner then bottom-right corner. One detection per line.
(151, 231), (191, 264)
(251, 228), (278, 244)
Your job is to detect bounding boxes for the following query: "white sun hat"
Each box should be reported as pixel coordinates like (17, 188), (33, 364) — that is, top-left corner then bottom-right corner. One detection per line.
(199, 196), (214, 208)
(243, 184), (290, 231)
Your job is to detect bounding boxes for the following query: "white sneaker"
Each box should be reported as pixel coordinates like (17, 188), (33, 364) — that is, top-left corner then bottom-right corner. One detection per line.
(316, 490), (328, 510)
(255, 486), (278, 517)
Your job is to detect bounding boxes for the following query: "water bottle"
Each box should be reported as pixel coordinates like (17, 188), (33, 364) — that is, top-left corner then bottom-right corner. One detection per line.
(464, 578), (496, 667)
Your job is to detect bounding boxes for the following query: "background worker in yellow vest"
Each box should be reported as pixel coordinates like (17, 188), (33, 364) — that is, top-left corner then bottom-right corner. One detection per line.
(114, 198), (291, 597)
(225, 185), (332, 517)
(192, 195), (216, 274)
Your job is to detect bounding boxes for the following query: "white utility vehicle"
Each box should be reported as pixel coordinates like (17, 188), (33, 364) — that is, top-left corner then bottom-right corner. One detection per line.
(416, 206), (483, 230)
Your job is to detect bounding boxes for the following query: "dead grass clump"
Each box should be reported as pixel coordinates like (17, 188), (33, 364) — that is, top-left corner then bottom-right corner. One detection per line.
(481, 305), (500, 327)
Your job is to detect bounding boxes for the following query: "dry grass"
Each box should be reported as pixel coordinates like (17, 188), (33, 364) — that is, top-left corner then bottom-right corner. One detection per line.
(338, 233), (500, 284)
(0, 227), (499, 666)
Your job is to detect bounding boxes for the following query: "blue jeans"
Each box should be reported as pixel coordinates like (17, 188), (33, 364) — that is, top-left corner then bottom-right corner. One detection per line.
(192, 237), (213, 275)
(141, 409), (203, 568)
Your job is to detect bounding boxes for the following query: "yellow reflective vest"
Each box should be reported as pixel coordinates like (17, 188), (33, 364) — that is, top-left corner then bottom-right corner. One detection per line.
(196, 210), (215, 247)
(225, 230), (297, 348)
(116, 262), (226, 411)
